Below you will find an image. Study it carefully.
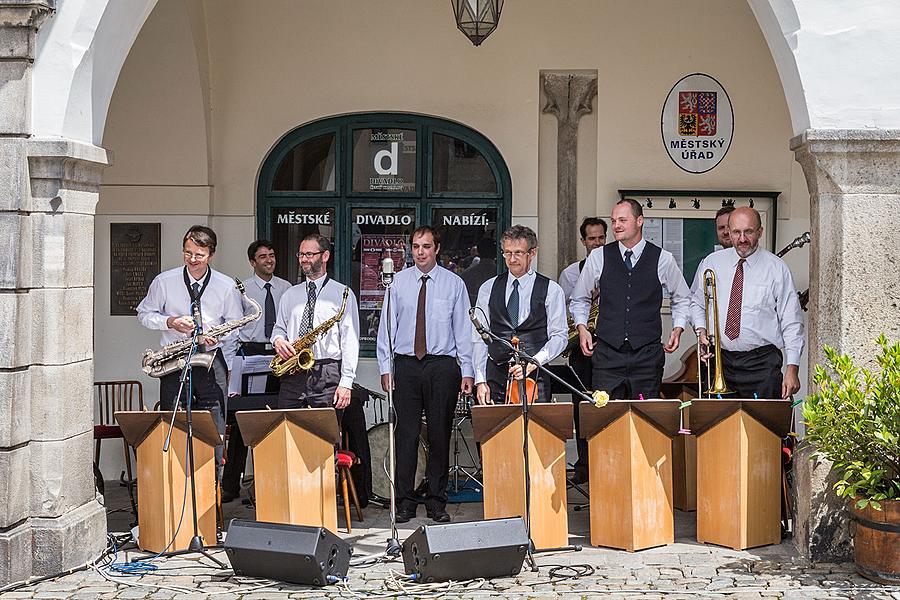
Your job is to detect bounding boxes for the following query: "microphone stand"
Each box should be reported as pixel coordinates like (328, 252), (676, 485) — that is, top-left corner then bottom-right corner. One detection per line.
(473, 321), (588, 572)
(381, 272), (402, 558)
(136, 307), (226, 568)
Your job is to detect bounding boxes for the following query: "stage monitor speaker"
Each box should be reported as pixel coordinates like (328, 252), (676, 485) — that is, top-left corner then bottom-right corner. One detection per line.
(401, 517), (528, 583)
(224, 519), (351, 586)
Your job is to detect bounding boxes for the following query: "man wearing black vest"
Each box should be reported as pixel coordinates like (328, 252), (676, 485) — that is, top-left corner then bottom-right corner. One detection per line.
(570, 199), (694, 399)
(559, 217), (607, 483)
(474, 225), (568, 405)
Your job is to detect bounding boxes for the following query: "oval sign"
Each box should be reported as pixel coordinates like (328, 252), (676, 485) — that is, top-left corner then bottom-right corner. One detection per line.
(661, 73), (734, 174)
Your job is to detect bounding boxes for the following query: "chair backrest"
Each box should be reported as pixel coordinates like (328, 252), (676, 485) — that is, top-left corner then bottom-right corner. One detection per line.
(94, 380), (143, 426)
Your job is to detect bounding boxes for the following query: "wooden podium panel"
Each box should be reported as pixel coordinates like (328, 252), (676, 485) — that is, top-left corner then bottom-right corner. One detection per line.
(581, 400), (678, 552)
(237, 408), (340, 531)
(693, 399), (790, 550)
(115, 411), (218, 553)
(473, 404), (572, 550)
(673, 403), (696, 512)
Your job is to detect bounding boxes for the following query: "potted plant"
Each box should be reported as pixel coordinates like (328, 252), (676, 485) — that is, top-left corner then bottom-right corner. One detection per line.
(802, 334), (900, 584)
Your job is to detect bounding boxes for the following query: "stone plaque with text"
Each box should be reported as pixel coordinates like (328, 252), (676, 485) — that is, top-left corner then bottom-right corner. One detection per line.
(110, 223), (161, 316)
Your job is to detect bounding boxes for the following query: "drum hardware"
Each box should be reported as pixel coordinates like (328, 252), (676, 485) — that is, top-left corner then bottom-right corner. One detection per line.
(366, 422), (428, 506)
(448, 393), (482, 494)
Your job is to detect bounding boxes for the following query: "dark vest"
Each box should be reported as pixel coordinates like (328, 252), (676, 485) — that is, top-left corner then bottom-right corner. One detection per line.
(596, 242), (662, 349)
(486, 272), (550, 367)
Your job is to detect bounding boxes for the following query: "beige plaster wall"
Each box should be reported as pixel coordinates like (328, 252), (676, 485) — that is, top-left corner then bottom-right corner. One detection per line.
(95, 0), (810, 425)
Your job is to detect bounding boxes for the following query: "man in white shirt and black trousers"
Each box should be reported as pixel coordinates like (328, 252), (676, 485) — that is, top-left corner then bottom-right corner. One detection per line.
(558, 217), (606, 484)
(474, 225), (568, 405)
(137, 225), (243, 474)
(221, 239), (292, 503)
(691, 207), (804, 399)
(377, 225), (474, 524)
(570, 199), (696, 399)
(272, 233), (360, 412)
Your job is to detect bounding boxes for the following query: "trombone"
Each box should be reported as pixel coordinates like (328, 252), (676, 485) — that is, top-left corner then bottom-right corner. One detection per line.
(697, 268), (732, 397)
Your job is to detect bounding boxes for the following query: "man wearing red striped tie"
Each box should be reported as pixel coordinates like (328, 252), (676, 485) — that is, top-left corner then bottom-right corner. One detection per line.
(691, 207), (804, 399)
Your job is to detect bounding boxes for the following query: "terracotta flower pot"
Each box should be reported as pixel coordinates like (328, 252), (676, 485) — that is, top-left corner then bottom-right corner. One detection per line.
(850, 498), (900, 584)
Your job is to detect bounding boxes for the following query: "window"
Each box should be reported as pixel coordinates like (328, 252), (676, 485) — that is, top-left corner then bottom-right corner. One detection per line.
(258, 113), (511, 353)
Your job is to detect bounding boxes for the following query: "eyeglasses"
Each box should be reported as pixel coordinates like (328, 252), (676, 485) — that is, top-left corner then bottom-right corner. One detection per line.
(501, 250), (533, 259)
(183, 251), (210, 261)
(297, 251), (325, 259)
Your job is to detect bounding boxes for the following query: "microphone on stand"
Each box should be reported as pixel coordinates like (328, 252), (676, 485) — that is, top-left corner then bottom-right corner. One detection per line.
(380, 257), (394, 286)
(468, 307), (491, 342)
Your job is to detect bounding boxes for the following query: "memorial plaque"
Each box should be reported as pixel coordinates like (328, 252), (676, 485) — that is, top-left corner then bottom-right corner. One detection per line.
(110, 223), (161, 315)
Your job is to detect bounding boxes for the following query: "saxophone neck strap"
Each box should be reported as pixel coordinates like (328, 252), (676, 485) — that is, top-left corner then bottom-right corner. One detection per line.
(183, 266), (213, 304)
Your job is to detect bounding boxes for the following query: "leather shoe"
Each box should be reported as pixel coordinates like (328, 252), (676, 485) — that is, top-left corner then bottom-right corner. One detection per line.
(427, 509), (451, 523)
(221, 489), (239, 504)
(568, 470), (589, 485)
(395, 509), (417, 523)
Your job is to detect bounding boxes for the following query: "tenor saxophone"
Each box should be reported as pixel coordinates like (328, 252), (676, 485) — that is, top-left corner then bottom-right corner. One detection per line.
(141, 278), (262, 378)
(270, 286), (349, 377)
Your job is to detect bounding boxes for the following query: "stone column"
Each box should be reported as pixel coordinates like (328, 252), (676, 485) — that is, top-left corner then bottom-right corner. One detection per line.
(790, 129), (900, 561)
(541, 73), (598, 272)
(0, 0), (110, 586)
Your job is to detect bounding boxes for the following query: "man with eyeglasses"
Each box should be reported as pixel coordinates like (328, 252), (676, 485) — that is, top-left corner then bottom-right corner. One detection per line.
(271, 233), (359, 413)
(376, 225), (474, 523)
(473, 225), (568, 405)
(570, 199), (695, 400)
(220, 239), (292, 503)
(137, 225), (244, 473)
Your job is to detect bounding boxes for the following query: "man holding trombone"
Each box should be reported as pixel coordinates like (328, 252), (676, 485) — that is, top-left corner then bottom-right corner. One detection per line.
(691, 207), (804, 399)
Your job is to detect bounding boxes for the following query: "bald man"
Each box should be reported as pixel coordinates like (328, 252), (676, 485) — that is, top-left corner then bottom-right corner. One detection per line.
(691, 207), (804, 399)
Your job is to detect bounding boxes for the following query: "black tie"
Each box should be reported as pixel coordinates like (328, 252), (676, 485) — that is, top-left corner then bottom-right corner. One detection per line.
(624, 249), (634, 271)
(507, 279), (520, 327)
(301, 281), (317, 335)
(264, 282), (275, 338)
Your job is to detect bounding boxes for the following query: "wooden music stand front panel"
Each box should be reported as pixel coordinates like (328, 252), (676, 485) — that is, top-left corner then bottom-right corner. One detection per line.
(589, 411), (674, 552)
(697, 410), (781, 550)
(481, 415), (568, 549)
(136, 422), (216, 552)
(253, 420), (337, 531)
(673, 404), (697, 512)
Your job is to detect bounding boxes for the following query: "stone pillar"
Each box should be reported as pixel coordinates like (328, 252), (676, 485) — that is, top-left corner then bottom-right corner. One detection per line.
(541, 73), (597, 272)
(0, 0), (110, 587)
(790, 129), (900, 561)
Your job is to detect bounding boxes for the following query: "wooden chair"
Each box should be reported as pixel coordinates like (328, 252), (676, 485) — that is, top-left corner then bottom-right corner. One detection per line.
(94, 380), (143, 517)
(337, 432), (364, 533)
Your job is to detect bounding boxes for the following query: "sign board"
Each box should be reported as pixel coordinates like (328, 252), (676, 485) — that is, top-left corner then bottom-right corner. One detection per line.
(661, 73), (734, 174)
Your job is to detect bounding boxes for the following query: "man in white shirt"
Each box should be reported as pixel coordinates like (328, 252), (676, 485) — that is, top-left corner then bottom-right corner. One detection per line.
(272, 234), (359, 411)
(222, 239), (293, 503)
(558, 217), (607, 483)
(692, 207), (804, 399)
(715, 205), (735, 249)
(376, 226), (474, 523)
(474, 225), (568, 405)
(137, 225), (244, 471)
(571, 199), (698, 399)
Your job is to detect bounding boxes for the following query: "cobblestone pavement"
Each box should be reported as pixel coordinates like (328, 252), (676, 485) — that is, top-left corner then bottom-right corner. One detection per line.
(3, 484), (898, 599)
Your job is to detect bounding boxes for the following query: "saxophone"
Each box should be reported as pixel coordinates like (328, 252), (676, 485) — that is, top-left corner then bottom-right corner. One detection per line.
(141, 278), (262, 378)
(270, 286), (349, 377)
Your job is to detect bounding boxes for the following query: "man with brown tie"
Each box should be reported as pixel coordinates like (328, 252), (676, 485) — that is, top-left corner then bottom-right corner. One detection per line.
(376, 225), (474, 523)
(692, 207), (804, 398)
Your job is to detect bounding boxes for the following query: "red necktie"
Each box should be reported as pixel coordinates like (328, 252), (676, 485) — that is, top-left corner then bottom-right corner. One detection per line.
(723, 259), (745, 340)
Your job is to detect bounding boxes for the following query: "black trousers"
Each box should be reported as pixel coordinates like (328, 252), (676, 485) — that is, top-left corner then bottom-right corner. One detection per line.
(721, 345), (783, 399)
(569, 350), (593, 475)
(591, 339), (665, 399)
(276, 360), (341, 413)
(159, 349), (227, 476)
(393, 354), (461, 513)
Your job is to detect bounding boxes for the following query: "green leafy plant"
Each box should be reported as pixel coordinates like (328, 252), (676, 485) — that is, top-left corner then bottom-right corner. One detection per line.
(802, 334), (900, 511)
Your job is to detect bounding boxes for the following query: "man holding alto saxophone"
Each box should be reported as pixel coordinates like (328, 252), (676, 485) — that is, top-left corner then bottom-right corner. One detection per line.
(691, 207), (804, 399)
(271, 233), (360, 412)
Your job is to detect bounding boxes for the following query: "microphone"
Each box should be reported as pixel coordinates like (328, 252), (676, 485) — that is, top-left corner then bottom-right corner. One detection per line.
(190, 300), (203, 333)
(381, 257), (394, 286)
(468, 307), (490, 342)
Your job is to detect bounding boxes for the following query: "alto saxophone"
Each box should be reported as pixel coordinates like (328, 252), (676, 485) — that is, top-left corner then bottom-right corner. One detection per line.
(141, 278), (262, 378)
(270, 286), (349, 377)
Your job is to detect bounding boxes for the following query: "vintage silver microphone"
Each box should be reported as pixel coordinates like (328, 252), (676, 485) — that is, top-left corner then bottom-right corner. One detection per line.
(380, 257), (394, 286)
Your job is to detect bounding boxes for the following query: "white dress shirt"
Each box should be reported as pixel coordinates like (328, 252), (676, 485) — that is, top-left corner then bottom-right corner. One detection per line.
(570, 239), (697, 332)
(375, 265), (475, 379)
(472, 270), (569, 385)
(690, 247), (805, 365)
(136, 266), (244, 367)
(239, 274), (292, 343)
(558, 260), (583, 304)
(271, 276), (360, 389)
